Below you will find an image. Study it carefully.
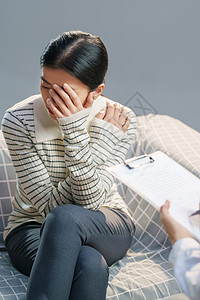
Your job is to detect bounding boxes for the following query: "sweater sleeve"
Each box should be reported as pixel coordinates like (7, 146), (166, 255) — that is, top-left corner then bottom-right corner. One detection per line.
(57, 109), (110, 210)
(88, 108), (137, 192)
(58, 108), (137, 209)
(89, 108), (137, 165)
(1, 110), (74, 217)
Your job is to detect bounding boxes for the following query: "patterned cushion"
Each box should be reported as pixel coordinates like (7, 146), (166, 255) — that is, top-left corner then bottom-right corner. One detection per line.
(134, 114), (200, 179)
(0, 131), (16, 249)
(0, 114), (199, 299)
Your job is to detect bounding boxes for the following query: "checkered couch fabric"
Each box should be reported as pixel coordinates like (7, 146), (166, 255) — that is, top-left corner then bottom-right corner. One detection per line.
(0, 113), (199, 300)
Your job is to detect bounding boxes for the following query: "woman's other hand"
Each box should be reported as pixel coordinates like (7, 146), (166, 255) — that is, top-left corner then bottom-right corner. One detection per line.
(95, 101), (131, 133)
(160, 200), (194, 245)
(46, 83), (95, 118)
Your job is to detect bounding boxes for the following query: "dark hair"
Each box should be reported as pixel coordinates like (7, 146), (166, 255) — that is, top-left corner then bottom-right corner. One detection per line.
(40, 30), (108, 91)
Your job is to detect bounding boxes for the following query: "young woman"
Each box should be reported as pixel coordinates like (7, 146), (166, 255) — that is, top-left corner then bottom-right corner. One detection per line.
(2, 30), (137, 300)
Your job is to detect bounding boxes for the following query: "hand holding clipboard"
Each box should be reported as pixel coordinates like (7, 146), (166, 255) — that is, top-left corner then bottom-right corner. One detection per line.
(107, 151), (200, 242)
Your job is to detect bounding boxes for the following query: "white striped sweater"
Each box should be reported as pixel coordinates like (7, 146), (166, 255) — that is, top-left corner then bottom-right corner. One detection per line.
(1, 94), (137, 240)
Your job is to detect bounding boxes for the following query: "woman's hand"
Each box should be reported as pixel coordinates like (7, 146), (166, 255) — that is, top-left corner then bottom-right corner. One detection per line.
(160, 200), (194, 245)
(46, 83), (94, 118)
(95, 101), (131, 133)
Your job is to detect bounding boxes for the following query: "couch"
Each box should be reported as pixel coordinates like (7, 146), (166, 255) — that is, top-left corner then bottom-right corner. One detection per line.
(0, 113), (199, 300)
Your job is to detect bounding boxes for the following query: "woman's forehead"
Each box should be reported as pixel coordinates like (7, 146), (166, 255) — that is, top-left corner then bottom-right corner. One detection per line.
(41, 67), (88, 92)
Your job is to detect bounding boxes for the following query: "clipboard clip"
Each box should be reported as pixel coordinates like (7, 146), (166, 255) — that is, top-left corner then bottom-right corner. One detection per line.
(124, 154), (155, 170)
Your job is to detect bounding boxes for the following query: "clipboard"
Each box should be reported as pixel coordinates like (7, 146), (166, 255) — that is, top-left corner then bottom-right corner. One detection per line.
(107, 151), (200, 242)
(124, 154), (155, 169)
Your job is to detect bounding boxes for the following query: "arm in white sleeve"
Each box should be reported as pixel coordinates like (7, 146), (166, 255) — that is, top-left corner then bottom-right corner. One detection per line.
(89, 108), (137, 165)
(169, 237), (200, 300)
(88, 109), (137, 190)
(58, 108), (137, 210)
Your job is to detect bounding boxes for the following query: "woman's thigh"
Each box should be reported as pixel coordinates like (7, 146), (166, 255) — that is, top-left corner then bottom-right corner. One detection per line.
(5, 222), (41, 276)
(41, 205), (135, 266)
(85, 206), (135, 266)
(5, 205), (135, 275)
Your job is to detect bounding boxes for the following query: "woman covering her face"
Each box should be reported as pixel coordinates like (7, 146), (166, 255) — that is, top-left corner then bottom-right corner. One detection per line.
(2, 30), (137, 300)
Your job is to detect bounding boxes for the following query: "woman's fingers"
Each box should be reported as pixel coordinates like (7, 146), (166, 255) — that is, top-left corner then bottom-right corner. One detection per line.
(84, 92), (95, 108)
(52, 84), (75, 111)
(47, 83), (84, 118)
(113, 103), (121, 121)
(118, 107), (127, 125)
(47, 97), (65, 118)
(121, 115), (131, 133)
(104, 102), (131, 133)
(96, 108), (106, 119)
(49, 89), (71, 116)
(95, 102), (131, 133)
(103, 102), (114, 122)
(62, 83), (83, 110)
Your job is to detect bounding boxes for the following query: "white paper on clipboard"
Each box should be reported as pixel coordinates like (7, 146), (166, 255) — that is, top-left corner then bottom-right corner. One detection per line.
(107, 151), (200, 241)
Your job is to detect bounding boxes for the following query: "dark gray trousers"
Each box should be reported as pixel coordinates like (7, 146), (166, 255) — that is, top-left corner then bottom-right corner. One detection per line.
(5, 204), (135, 300)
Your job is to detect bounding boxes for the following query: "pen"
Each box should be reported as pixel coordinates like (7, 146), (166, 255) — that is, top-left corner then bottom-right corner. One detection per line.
(190, 210), (200, 217)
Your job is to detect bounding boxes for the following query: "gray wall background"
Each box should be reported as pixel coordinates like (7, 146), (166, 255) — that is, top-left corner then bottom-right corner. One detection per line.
(1, 0), (200, 132)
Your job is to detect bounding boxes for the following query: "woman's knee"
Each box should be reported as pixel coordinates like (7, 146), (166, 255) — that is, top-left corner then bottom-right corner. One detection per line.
(45, 204), (81, 225)
(41, 204), (84, 235)
(75, 246), (109, 281)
